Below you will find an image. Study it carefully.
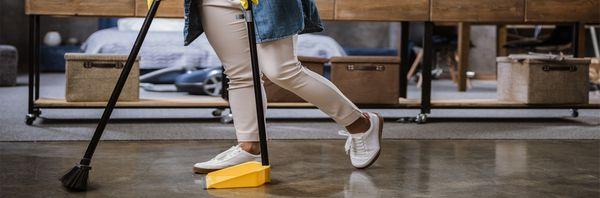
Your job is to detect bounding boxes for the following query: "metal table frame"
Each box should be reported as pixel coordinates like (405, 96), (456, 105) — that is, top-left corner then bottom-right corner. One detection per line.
(25, 15), (599, 125)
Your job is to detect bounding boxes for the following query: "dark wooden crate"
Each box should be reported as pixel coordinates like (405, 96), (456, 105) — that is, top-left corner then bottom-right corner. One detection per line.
(331, 56), (400, 105)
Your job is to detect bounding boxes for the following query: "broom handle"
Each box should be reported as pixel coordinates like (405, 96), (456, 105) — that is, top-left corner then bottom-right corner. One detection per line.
(79, 0), (162, 166)
(245, 6), (269, 166)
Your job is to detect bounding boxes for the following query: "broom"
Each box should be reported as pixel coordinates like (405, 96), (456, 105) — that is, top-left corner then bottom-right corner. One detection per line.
(59, 0), (162, 191)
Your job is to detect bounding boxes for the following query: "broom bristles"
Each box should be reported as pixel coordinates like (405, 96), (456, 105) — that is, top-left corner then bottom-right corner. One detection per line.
(60, 164), (91, 191)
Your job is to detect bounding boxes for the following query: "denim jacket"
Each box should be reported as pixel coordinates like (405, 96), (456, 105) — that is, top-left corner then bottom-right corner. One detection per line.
(183, 0), (323, 46)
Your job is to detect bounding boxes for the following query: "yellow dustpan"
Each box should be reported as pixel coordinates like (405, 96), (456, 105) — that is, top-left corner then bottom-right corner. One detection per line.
(205, 0), (270, 190)
(204, 162), (270, 189)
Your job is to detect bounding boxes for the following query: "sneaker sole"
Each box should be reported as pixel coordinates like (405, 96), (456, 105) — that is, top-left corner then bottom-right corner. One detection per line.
(193, 167), (220, 174)
(357, 112), (384, 169)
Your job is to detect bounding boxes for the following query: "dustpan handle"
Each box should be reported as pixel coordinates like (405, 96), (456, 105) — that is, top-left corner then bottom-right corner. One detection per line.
(245, 5), (269, 166)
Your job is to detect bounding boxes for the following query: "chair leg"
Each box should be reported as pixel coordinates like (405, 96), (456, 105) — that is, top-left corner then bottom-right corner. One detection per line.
(449, 51), (458, 84)
(416, 73), (423, 88)
(407, 50), (423, 80)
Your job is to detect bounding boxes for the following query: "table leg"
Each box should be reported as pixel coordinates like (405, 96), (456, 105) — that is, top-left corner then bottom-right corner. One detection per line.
(457, 22), (470, 92)
(399, 22), (410, 98)
(26, 15), (40, 125)
(497, 25), (508, 57)
(28, 15), (34, 115)
(34, 15), (40, 101)
(573, 22), (585, 57)
(420, 22), (434, 121)
(569, 22), (585, 118)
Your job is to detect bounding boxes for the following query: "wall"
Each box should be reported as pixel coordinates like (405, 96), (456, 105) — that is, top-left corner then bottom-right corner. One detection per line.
(469, 26), (497, 74)
(0, 0), (98, 73)
(322, 21), (402, 49)
(0, 0), (29, 73)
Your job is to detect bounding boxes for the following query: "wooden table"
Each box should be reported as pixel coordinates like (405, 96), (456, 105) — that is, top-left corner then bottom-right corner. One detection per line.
(24, 0), (600, 124)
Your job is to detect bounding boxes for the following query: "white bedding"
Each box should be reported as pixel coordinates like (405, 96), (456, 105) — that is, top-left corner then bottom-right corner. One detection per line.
(82, 27), (346, 69)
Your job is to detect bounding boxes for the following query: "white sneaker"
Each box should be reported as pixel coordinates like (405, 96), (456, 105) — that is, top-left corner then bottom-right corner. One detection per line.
(338, 112), (383, 169)
(193, 145), (260, 174)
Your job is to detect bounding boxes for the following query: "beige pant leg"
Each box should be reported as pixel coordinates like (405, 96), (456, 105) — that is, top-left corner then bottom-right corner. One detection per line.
(201, 0), (267, 142)
(201, 0), (363, 142)
(257, 37), (363, 126)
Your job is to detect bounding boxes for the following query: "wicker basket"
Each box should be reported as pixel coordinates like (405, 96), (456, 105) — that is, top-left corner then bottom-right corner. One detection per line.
(65, 53), (139, 102)
(497, 54), (590, 104)
(590, 58), (600, 84)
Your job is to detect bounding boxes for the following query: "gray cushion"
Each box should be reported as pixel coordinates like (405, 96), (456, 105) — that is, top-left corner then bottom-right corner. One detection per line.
(0, 45), (18, 86)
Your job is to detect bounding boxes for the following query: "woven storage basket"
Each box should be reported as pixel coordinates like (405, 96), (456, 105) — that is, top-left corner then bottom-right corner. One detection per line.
(590, 58), (600, 84)
(497, 54), (590, 104)
(65, 53), (139, 102)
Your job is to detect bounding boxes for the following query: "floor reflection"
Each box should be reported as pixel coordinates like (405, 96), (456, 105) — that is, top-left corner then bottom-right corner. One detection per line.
(344, 171), (379, 197)
(495, 142), (528, 176)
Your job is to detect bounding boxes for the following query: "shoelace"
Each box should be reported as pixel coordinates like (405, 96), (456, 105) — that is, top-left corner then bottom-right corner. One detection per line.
(212, 145), (241, 161)
(338, 130), (368, 155)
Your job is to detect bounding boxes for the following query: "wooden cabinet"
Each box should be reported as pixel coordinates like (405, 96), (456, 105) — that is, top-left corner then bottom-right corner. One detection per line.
(25, 0), (135, 16)
(526, 0), (600, 22)
(135, 0), (184, 18)
(315, 0), (334, 20)
(24, 0), (600, 23)
(430, 0), (524, 22)
(335, 0), (429, 21)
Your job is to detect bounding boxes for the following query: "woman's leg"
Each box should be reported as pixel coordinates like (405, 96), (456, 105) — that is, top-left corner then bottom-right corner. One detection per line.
(257, 36), (365, 129)
(192, 0), (266, 173)
(201, 0), (368, 142)
(200, 0), (267, 148)
(196, 0), (382, 171)
(257, 36), (384, 169)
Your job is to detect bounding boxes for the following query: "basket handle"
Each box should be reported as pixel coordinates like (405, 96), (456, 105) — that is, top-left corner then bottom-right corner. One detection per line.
(347, 65), (385, 71)
(83, 61), (124, 69)
(542, 65), (577, 72)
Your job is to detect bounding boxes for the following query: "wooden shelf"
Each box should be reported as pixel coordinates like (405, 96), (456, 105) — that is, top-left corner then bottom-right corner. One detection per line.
(36, 97), (228, 108)
(35, 97), (317, 108)
(425, 99), (600, 109)
(35, 97), (600, 109)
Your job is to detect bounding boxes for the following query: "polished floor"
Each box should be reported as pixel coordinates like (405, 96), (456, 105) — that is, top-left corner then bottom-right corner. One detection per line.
(1, 140), (599, 197)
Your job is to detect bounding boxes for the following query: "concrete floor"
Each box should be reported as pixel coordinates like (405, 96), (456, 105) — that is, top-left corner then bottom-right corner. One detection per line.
(1, 140), (598, 197)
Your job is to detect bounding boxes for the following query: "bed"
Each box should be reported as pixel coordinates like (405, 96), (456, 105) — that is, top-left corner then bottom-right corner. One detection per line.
(82, 18), (347, 70)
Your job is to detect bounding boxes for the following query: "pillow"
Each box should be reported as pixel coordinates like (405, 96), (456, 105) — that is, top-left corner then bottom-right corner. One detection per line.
(117, 18), (184, 32)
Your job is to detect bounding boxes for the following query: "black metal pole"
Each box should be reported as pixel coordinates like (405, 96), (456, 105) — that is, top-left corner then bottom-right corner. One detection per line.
(28, 15), (35, 116)
(79, 0), (162, 166)
(34, 15), (40, 101)
(421, 22), (433, 115)
(572, 22), (581, 57)
(245, 6), (269, 166)
(399, 22), (410, 98)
